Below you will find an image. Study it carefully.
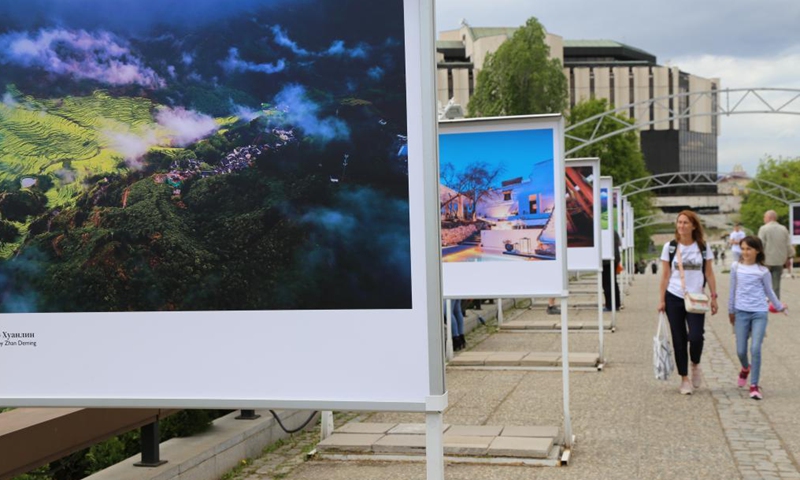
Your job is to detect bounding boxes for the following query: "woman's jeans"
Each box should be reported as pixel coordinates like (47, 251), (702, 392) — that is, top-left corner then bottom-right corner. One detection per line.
(450, 299), (464, 337)
(665, 291), (705, 376)
(734, 310), (768, 385)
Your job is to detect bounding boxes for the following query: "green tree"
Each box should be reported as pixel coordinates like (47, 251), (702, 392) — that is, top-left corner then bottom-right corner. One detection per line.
(0, 220), (19, 247)
(566, 98), (654, 257)
(468, 17), (568, 117)
(740, 156), (800, 234)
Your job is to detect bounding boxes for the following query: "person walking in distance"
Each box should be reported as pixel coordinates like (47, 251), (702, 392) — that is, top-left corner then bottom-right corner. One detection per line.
(729, 236), (786, 400)
(602, 230), (622, 311)
(729, 223), (746, 264)
(658, 210), (719, 395)
(757, 210), (794, 299)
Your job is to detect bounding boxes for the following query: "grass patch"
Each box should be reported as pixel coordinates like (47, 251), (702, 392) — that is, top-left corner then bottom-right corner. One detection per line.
(219, 458), (252, 480)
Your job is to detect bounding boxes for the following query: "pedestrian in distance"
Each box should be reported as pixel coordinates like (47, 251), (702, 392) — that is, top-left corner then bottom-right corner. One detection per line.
(758, 210), (794, 300)
(658, 210), (719, 395)
(602, 230), (622, 312)
(728, 236), (786, 400)
(729, 222), (746, 263)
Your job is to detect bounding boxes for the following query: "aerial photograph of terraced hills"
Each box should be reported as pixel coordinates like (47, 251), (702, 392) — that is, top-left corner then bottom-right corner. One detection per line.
(0, 0), (413, 312)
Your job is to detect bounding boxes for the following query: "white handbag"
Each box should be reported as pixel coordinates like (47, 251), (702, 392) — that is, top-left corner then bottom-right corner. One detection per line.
(676, 246), (710, 314)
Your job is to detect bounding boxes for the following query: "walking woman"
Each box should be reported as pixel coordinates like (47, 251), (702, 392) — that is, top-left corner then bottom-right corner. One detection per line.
(729, 236), (786, 400)
(658, 210), (719, 395)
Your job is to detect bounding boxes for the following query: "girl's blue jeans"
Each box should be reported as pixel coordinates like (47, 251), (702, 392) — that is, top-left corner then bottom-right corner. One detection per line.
(734, 310), (768, 386)
(451, 299), (464, 337)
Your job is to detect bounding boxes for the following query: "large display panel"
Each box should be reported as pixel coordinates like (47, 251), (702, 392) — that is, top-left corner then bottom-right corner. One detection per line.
(439, 115), (566, 298)
(791, 203), (800, 245)
(599, 177), (614, 260)
(565, 158), (601, 272)
(0, 0), (444, 410)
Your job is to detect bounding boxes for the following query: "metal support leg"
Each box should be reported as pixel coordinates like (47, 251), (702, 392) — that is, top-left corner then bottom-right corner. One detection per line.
(235, 409), (261, 420)
(134, 421), (167, 467)
(320, 411), (334, 440)
(597, 273), (604, 363)
(497, 298), (504, 326)
(426, 412), (445, 480)
(560, 297), (573, 448)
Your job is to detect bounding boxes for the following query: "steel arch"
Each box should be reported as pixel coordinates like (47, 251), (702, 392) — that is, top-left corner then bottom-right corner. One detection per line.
(616, 171), (800, 206)
(565, 88), (800, 156)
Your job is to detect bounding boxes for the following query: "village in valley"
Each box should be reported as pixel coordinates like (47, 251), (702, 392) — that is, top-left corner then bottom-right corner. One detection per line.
(153, 128), (297, 197)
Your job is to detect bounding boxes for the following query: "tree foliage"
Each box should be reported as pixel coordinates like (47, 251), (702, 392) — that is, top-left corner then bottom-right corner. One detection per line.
(441, 161), (504, 220)
(740, 156), (800, 234)
(468, 17), (568, 117)
(0, 220), (19, 246)
(566, 98), (654, 257)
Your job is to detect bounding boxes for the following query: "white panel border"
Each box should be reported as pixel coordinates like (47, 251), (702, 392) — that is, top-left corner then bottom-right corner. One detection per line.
(0, 0), (444, 412)
(439, 115), (567, 299)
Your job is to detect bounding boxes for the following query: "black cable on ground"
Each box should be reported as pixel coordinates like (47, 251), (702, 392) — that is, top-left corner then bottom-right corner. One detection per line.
(269, 410), (319, 434)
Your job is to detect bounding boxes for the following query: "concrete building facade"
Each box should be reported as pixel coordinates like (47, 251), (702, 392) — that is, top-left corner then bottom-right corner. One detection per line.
(436, 21), (721, 195)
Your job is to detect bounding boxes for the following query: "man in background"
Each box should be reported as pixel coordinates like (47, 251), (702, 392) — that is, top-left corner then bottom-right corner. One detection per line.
(729, 223), (746, 264)
(758, 210), (794, 299)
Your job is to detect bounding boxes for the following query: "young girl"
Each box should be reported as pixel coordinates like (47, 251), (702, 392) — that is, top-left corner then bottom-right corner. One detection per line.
(728, 236), (787, 400)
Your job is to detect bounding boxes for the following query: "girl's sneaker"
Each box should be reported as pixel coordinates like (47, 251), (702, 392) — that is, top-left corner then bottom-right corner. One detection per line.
(737, 367), (750, 388)
(749, 385), (763, 400)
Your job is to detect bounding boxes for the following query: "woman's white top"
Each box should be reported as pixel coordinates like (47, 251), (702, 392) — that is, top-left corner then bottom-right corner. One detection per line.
(660, 241), (713, 298)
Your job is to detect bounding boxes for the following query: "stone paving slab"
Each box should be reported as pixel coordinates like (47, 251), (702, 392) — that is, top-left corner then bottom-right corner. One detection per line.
(501, 426), (560, 438)
(318, 424), (560, 460)
(566, 352), (601, 367)
(446, 425), (504, 437)
(520, 352), (561, 367)
(372, 434), (426, 454)
(450, 351), (598, 368)
(335, 423), (396, 434)
(485, 352), (528, 366)
(316, 434), (384, 453)
(387, 423), (450, 435)
(448, 351), (492, 366)
(500, 320), (611, 330)
(487, 436), (554, 458)
(442, 435), (493, 456)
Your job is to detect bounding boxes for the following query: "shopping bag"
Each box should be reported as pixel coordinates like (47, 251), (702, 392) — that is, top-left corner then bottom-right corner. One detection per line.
(653, 312), (675, 381)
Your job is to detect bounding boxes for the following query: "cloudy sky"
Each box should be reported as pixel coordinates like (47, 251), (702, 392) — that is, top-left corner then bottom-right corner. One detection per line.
(436, 0), (800, 175)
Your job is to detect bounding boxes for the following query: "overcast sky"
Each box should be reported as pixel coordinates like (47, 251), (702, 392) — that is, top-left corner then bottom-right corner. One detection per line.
(436, 0), (800, 175)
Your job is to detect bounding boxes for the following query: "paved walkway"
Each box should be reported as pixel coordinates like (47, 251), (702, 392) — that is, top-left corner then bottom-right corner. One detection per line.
(229, 264), (800, 480)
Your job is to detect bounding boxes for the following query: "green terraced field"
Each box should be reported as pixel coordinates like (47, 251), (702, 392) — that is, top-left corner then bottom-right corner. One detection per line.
(0, 88), (245, 259)
(0, 89), (157, 198)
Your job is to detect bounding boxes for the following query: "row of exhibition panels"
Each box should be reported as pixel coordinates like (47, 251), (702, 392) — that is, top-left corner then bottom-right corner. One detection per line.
(0, 13), (641, 475)
(0, 115), (638, 420)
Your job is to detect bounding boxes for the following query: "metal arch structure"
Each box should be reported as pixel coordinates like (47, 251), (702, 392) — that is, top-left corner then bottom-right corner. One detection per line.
(633, 211), (733, 232)
(564, 87), (800, 156)
(616, 171), (800, 206)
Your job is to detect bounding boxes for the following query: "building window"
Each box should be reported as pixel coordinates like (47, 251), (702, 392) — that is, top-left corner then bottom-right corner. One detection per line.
(609, 68), (615, 107)
(669, 70), (675, 130)
(589, 68), (595, 99)
(529, 194), (538, 214)
(628, 68), (635, 119)
(447, 68), (454, 99)
(569, 69), (575, 108)
(503, 190), (512, 201)
(649, 67), (654, 130)
(468, 68), (474, 97)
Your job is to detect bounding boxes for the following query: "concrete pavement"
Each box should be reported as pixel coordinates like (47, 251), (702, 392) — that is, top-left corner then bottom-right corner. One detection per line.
(230, 263), (800, 480)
